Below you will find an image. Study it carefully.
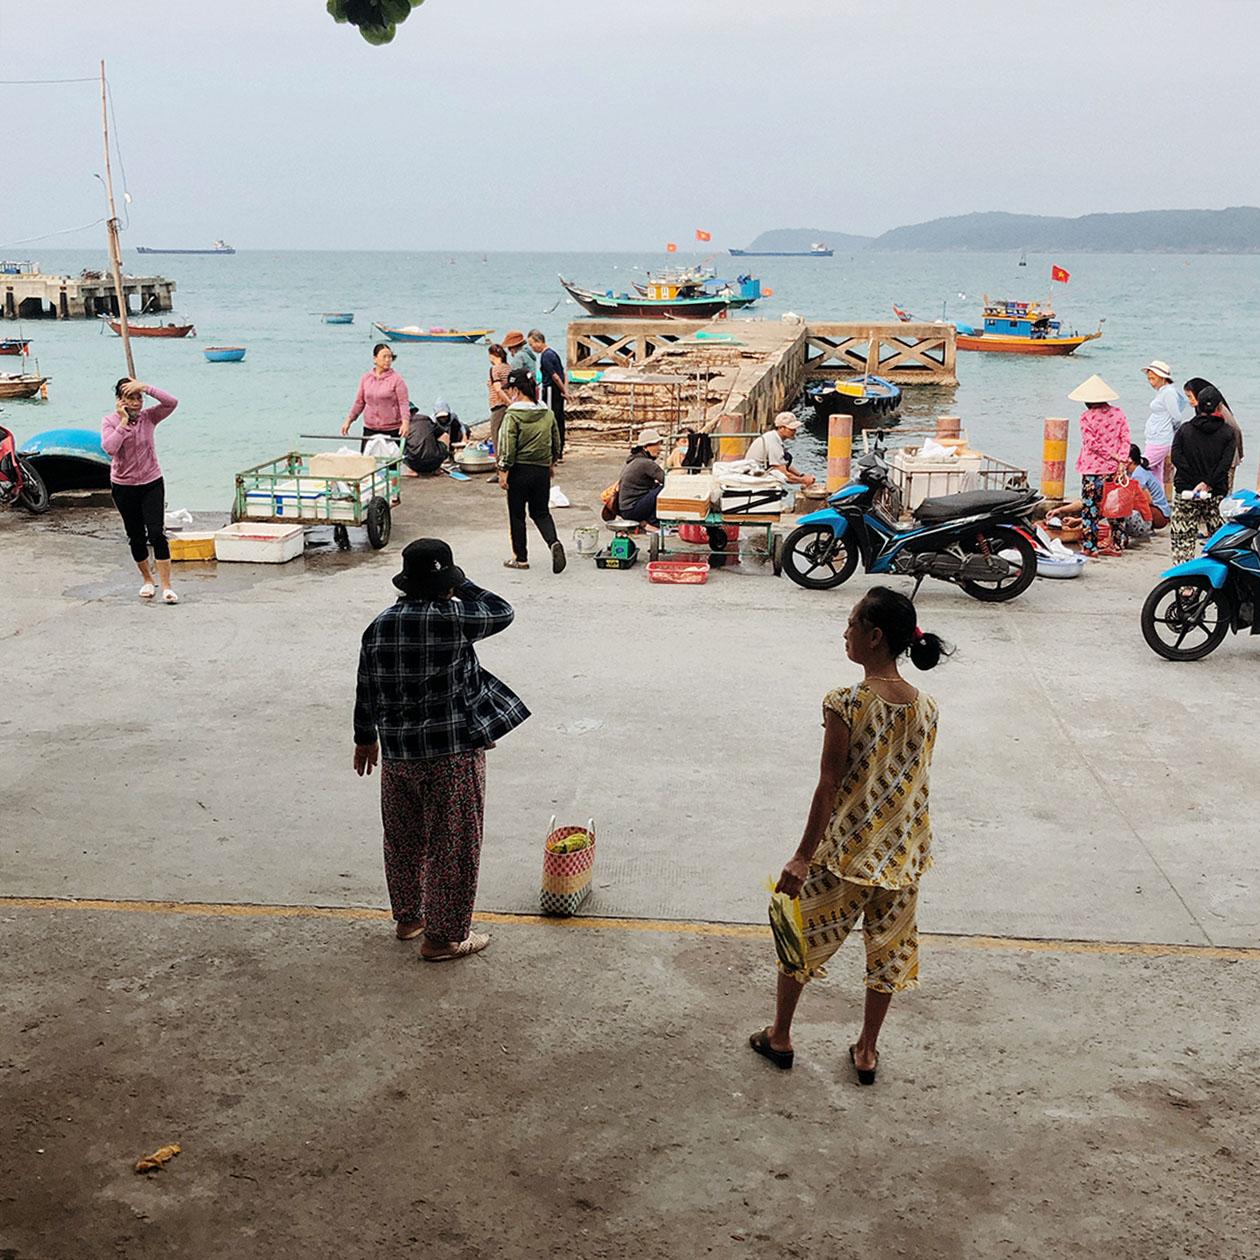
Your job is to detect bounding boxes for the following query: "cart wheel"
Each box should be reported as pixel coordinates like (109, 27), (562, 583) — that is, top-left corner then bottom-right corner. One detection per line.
(772, 532), (784, 576)
(648, 532), (661, 562)
(333, 523), (351, 550)
(366, 497), (391, 550)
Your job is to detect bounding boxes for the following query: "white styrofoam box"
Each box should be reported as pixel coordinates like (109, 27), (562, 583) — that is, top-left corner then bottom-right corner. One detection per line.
(244, 478), (327, 520)
(890, 448), (984, 509)
(214, 522), (305, 563)
(719, 487), (785, 515)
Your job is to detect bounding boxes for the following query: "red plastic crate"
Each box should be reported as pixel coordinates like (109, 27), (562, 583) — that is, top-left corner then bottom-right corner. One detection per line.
(647, 560), (710, 584)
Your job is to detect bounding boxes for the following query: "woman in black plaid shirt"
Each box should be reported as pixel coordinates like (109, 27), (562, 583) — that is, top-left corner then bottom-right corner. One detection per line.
(354, 539), (529, 960)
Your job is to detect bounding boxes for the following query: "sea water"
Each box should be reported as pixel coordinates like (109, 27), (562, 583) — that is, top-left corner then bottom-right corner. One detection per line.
(5, 248), (1258, 509)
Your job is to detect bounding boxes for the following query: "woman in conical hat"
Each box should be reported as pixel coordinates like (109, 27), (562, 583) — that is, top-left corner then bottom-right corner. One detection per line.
(1068, 375), (1130, 557)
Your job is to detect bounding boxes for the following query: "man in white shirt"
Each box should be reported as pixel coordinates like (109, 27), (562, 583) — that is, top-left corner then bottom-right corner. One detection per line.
(745, 412), (816, 486)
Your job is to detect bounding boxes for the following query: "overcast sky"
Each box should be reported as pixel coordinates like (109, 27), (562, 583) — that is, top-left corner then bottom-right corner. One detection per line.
(3, 0), (1259, 252)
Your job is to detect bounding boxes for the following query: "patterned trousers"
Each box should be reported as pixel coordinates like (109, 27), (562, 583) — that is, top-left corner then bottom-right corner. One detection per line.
(1081, 475), (1127, 554)
(1169, 495), (1223, 566)
(786, 867), (921, 993)
(380, 750), (486, 942)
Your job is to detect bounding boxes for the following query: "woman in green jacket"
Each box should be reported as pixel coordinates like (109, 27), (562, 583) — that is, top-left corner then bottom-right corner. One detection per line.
(497, 368), (565, 573)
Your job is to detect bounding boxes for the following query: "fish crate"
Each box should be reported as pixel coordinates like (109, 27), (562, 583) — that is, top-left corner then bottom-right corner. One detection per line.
(168, 531), (218, 562)
(214, 522), (305, 563)
(647, 560), (710, 584)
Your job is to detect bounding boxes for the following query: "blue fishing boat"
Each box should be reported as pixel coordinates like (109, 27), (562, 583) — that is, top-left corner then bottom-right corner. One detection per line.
(18, 428), (112, 491)
(372, 323), (492, 344)
(561, 267), (761, 319)
(322, 313), (354, 324)
(807, 374), (902, 425)
(204, 346), (247, 362)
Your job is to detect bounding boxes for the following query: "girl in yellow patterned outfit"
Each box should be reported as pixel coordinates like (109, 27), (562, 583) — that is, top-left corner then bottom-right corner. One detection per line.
(750, 587), (950, 1084)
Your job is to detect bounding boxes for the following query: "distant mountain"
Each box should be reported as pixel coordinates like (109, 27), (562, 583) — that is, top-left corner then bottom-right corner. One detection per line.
(740, 227), (874, 253)
(867, 208), (1260, 253)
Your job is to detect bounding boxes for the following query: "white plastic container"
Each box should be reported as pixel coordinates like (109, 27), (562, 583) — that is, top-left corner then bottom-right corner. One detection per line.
(214, 522), (305, 563)
(890, 448), (984, 510)
(1036, 554), (1087, 579)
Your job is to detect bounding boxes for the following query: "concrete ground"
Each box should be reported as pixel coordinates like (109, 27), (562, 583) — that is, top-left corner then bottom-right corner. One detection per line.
(2, 455), (1258, 1259)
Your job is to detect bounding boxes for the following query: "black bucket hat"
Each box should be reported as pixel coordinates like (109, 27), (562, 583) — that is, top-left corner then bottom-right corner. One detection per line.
(393, 538), (465, 597)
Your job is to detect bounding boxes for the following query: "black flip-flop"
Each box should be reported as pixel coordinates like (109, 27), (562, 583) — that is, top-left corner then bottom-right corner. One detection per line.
(749, 1029), (793, 1070)
(849, 1044), (878, 1085)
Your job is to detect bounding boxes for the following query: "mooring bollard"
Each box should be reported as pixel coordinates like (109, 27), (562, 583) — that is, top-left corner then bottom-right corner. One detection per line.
(1041, 417), (1069, 500)
(827, 413), (853, 491)
(935, 415), (961, 441)
(717, 412), (745, 463)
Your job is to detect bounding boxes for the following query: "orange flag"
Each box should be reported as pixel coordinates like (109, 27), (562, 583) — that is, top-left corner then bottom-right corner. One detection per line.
(1051, 265), (1070, 283)
(666, 242), (677, 253)
(695, 229), (711, 242)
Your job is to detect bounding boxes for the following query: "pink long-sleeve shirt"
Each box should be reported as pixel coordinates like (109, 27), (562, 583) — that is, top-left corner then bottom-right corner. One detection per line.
(100, 386), (178, 486)
(1075, 404), (1130, 476)
(348, 368), (409, 432)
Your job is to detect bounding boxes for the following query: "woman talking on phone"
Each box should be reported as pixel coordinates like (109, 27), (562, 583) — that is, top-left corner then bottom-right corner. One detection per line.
(101, 377), (181, 605)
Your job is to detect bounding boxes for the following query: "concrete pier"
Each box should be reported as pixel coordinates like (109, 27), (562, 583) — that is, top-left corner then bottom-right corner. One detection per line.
(1, 264), (176, 319)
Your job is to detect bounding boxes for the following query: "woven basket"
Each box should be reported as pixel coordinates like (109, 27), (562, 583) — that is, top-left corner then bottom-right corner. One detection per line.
(540, 816), (596, 917)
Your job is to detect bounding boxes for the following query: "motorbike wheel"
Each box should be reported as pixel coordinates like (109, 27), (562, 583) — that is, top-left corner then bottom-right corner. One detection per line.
(960, 528), (1036, 602)
(781, 524), (859, 590)
(1140, 576), (1229, 661)
(16, 457), (50, 515)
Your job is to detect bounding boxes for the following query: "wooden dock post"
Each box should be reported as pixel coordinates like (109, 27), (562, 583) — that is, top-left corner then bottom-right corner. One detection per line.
(717, 412), (746, 462)
(1041, 417), (1069, 500)
(935, 415), (961, 441)
(827, 414), (853, 491)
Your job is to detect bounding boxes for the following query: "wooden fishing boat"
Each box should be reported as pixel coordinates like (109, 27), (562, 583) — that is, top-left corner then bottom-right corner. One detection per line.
(0, 373), (50, 399)
(104, 318), (196, 338)
(204, 346), (247, 362)
(807, 374), (902, 423)
(560, 270), (760, 319)
(322, 313), (354, 324)
(18, 427), (112, 491)
(895, 298), (1101, 355)
(372, 323), (492, 344)
(0, 338), (31, 356)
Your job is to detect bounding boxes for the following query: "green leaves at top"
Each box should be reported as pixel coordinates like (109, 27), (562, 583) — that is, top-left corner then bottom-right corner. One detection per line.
(326, 0), (426, 43)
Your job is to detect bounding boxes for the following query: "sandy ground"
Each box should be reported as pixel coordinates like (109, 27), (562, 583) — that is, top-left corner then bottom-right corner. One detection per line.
(2, 453), (1258, 1258)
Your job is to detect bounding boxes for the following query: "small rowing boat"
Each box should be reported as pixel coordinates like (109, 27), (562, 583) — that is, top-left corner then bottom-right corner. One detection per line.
(372, 323), (492, 344)
(204, 346), (247, 362)
(0, 373), (50, 399)
(104, 319), (196, 338)
(807, 374), (902, 424)
(18, 428), (112, 491)
(322, 313), (354, 324)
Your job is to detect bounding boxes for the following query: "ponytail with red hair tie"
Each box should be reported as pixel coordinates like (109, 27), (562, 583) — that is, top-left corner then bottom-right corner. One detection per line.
(914, 626), (924, 641)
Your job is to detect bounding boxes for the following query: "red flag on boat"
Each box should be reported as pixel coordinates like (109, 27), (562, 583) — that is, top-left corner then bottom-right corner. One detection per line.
(666, 242), (677, 253)
(1051, 265), (1070, 283)
(695, 229), (711, 242)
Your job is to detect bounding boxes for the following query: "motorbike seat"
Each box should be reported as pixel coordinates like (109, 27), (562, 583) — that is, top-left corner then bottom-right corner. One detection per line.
(913, 489), (1032, 524)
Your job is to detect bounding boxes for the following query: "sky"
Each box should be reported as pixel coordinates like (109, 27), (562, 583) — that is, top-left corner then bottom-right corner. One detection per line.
(3, 0), (1260, 252)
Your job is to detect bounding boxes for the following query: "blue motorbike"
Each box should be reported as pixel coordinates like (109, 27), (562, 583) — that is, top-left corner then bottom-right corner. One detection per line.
(780, 445), (1041, 602)
(1140, 489), (1260, 660)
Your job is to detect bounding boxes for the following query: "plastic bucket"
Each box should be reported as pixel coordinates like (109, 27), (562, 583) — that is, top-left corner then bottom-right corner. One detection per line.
(573, 526), (600, 555)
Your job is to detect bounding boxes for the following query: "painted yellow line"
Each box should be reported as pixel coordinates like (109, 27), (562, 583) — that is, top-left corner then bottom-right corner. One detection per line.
(1, 896), (1257, 961)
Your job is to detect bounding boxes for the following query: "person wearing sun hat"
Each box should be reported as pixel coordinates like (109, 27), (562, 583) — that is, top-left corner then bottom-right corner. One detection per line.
(502, 329), (537, 380)
(352, 538), (529, 960)
(1069, 374), (1130, 557)
(1141, 359), (1189, 488)
(617, 426), (668, 525)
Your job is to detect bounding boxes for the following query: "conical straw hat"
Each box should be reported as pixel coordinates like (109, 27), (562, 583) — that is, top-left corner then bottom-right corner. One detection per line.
(1068, 374), (1119, 403)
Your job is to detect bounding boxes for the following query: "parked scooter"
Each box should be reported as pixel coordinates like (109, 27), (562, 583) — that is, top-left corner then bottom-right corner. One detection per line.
(780, 443), (1041, 602)
(0, 420), (50, 514)
(1140, 489), (1260, 660)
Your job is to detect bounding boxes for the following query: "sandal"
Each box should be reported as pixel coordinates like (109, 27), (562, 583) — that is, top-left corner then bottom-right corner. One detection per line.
(748, 1028), (793, 1070)
(503, 558), (530, 569)
(162, 589), (179, 604)
(421, 931), (490, 962)
(849, 1044), (878, 1085)
(139, 582), (156, 599)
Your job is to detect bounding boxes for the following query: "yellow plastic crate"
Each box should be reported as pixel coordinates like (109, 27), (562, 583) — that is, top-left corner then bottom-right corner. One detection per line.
(168, 531), (218, 562)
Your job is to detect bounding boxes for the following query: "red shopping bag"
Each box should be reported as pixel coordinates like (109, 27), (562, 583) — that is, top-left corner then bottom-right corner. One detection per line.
(1102, 476), (1140, 519)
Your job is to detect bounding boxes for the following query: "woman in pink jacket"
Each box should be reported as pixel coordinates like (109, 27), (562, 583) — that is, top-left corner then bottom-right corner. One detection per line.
(341, 343), (411, 445)
(101, 378), (180, 604)
(1069, 374), (1130, 557)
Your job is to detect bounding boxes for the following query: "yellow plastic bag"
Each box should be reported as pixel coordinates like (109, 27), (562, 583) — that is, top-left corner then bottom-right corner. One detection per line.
(764, 876), (807, 976)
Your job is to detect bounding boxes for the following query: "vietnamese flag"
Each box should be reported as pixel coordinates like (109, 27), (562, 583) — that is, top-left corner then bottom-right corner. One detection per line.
(1051, 265), (1070, 283)
(666, 242), (677, 253)
(695, 229), (711, 242)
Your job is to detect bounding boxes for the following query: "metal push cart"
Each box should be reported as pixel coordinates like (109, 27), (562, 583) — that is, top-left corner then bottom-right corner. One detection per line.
(648, 509), (785, 574)
(230, 448), (402, 550)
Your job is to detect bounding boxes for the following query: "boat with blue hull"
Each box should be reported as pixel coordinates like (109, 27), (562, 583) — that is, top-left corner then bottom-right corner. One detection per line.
(18, 428), (112, 492)
(322, 313), (354, 324)
(561, 267), (761, 319)
(372, 323), (493, 344)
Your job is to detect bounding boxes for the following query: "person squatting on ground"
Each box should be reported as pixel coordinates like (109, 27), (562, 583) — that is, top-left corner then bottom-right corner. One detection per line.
(617, 428), (667, 525)
(403, 408), (449, 477)
(745, 412), (817, 487)
(750, 587), (950, 1085)
(341, 343), (410, 445)
(100, 378), (180, 605)
(353, 539), (529, 960)
(496, 368), (565, 572)
(1068, 374), (1130, 557)
(1169, 384), (1236, 565)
